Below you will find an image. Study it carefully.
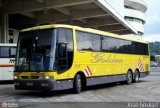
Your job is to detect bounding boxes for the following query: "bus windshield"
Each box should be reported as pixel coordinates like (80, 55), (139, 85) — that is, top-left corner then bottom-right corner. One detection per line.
(15, 29), (56, 72)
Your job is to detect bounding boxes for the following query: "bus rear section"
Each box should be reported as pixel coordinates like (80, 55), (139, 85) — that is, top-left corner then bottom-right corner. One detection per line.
(0, 44), (16, 81)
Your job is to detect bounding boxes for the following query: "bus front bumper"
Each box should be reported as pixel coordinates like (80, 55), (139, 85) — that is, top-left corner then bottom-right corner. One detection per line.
(14, 79), (73, 91)
(14, 80), (56, 91)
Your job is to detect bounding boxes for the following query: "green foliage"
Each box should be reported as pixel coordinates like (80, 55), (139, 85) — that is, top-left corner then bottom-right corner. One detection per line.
(149, 42), (160, 55)
(150, 55), (155, 61)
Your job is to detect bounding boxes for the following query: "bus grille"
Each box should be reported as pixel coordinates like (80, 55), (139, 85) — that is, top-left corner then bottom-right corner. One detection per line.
(31, 76), (39, 80)
(21, 76), (29, 80)
(20, 76), (40, 80)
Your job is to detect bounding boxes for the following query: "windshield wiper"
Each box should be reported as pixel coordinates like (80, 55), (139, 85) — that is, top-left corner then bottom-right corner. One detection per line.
(31, 32), (40, 73)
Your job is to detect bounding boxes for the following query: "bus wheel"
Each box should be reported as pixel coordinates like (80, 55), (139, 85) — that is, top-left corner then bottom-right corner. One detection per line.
(133, 70), (139, 83)
(73, 74), (82, 94)
(126, 70), (133, 84)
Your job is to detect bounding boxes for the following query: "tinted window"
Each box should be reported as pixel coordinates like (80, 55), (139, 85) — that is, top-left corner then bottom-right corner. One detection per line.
(143, 44), (149, 55)
(101, 35), (148, 55)
(107, 37), (119, 52)
(58, 28), (73, 51)
(76, 31), (149, 55)
(132, 42), (149, 55)
(10, 47), (16, 58)
(76, 31), (101, 51)
(102, 36), (108, 51)
(0, 47), (9, 58)
(119, 40), (132, 53)
(93, 35), (101, 51)
(102, 37), (132, 53)
(16, 29), (54, 72)
(57, 28), (74, 71)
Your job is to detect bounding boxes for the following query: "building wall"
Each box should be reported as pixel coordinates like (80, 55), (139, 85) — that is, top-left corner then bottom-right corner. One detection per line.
(124, 0), (147, 36)
(105, 0), (124, 17)
(9, 28), (19, 44)
(0, 26), (19, 44)
(105, 0), (147, 38)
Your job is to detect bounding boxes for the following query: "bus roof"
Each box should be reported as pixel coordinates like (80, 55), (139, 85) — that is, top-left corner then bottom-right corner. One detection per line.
(0, 43), (17, 46)
(21, 24), (148, 44)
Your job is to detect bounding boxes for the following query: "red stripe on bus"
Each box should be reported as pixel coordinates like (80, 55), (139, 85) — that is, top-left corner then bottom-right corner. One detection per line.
(87, 66), (92, 76)
(0, 64), (14, 67)
(85, 69), (90, 76)
(138, 58), (144, 72)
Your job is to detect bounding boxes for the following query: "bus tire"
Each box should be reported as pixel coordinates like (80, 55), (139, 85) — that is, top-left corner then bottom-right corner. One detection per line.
(126, 70), (133, 85)
(133, 70), (139, 83)
(73, 74), (82, 94)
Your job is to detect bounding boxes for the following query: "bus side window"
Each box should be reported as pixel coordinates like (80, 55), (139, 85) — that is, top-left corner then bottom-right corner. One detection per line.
(0, 47), (9, 58)
(10, 47), (16, 58)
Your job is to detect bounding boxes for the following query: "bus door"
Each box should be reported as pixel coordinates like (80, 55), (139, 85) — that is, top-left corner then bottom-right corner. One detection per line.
(56, 28), (74, 74)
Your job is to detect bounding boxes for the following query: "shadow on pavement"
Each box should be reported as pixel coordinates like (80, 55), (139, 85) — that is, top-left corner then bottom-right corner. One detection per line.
(0, 80), (13, 85)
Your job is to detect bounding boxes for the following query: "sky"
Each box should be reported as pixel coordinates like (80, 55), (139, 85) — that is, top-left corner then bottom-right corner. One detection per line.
(143, 0), (160, 42)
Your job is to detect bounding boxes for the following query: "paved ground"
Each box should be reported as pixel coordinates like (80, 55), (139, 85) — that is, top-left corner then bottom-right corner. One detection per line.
(0, 67), (160, 107)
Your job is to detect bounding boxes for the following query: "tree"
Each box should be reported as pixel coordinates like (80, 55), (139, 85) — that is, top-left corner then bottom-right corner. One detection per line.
(149, 42), (160, 55)
(150, 55), (155, 61)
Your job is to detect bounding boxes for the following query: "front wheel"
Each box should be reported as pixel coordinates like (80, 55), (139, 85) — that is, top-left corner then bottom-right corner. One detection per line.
(126, 70), (133, 84)
(73, 74), (82, 94)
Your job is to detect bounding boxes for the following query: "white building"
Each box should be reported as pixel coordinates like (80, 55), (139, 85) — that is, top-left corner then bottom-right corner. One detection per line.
(107, 0), (147, 39)
(124, 0), (147, 35)
(124, 0), (147, 38)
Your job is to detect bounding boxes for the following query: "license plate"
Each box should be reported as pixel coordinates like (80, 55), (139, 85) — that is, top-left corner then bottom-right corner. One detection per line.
(26, 83), (33, 86)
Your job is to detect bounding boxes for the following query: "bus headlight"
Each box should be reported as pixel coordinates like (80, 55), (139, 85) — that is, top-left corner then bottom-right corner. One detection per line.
(45, 76), (50, 80)
(45, 76), (54, 80)
(14, 76), (20, 80)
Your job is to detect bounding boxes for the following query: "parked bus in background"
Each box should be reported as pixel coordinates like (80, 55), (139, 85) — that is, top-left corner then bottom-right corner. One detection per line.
(0, 44), (16, 81)
(14, 24), (150, 93)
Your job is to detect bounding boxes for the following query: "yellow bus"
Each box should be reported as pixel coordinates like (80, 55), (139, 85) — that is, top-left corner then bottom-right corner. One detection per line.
(14, 24), (150, 93)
